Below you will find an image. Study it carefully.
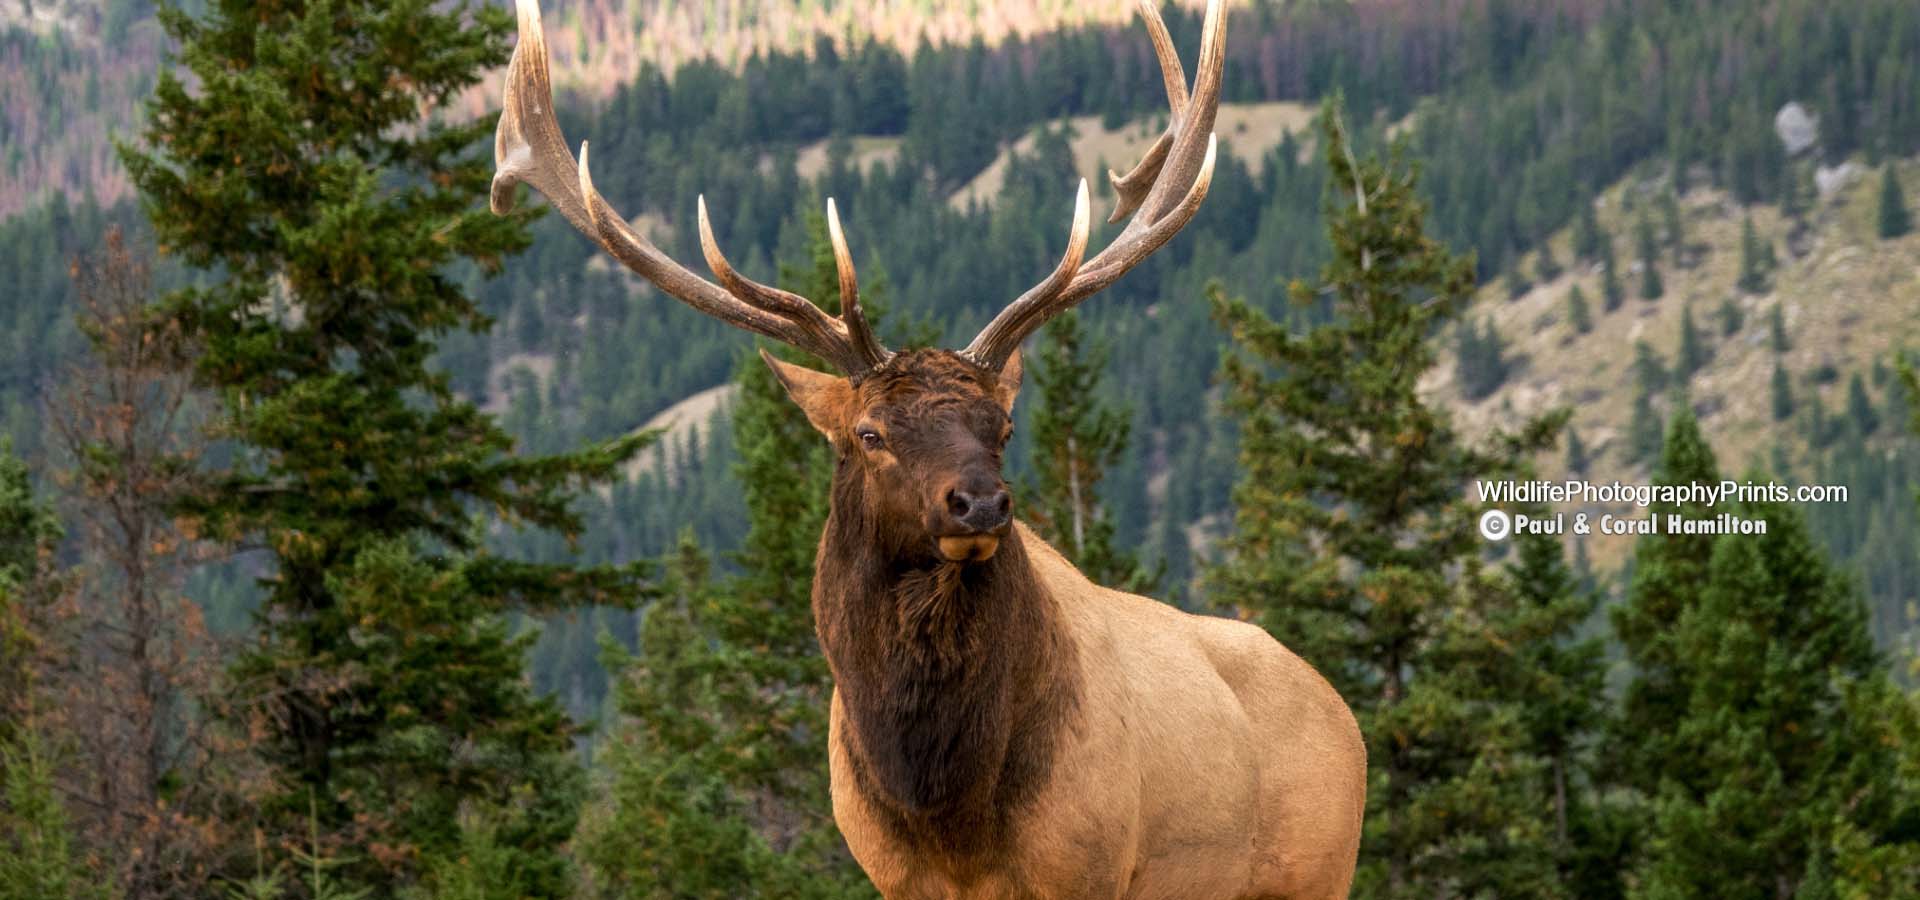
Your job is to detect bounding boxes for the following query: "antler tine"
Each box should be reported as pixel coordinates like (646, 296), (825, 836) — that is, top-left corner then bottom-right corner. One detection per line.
(1105, 0), (1190, 224)
(962, 180), (1092, 369)
(696, 196), (875, 374)
(491, 0), (888, 375)
(827, 199), (891, 369)
(963, 0), (1225, 371)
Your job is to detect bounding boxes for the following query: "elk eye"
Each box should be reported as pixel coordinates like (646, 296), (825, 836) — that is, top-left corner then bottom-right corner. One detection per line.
(856, 427), (885, 451)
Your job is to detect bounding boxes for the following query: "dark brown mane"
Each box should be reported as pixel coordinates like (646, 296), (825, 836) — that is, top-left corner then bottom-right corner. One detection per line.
(811, 357), (1081, 863)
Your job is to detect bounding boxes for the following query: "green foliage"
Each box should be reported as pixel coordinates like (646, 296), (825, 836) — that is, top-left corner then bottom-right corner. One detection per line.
(121, 0), (653, 891)
(582, 215), (873, 899)
(1675, 303), (1707, 381)
(1636, 214), (1665, 300)
(1566, 284), (1593, 335)
(1599, 237), (1626, 313)
(1612, 410), (1722, 793)
(1571, 201), (1603, 262)
(1771, 303), (1791, 353)
(1878, 165), (1911, 239)
(1025, 310), (1156, 592)
(1773, 363), (1795, 421)
(1738, 214), (1773, 293)
(1210, 101), (1571, 897)
(1455, 317), (1512, 402)
(0, 729), (106, 900)
(1631, 484), (1919, 897)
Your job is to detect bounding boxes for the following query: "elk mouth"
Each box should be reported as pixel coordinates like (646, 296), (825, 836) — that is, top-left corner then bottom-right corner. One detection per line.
(936, 533), (1002, 563)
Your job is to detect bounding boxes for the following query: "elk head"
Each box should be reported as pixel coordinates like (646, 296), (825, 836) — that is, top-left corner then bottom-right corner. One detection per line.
(491, 0), (1223, 563)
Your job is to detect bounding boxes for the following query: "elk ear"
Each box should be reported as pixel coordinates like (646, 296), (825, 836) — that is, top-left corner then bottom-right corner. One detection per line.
(760, 348), (852, 439)
(993, 350), (1023, 414)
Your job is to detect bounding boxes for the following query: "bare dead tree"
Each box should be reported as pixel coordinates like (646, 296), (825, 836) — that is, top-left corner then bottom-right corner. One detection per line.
(46, 226), (237, 898)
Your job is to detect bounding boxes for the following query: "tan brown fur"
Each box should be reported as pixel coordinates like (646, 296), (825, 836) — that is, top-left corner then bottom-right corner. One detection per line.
(776, 350), (1367, 900)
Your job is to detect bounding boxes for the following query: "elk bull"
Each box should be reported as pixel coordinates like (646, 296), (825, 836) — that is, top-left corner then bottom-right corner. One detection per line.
(491, 0), (1366, 896)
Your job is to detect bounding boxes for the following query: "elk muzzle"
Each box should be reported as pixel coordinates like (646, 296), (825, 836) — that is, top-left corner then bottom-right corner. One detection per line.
(934, 472), (1012, 562)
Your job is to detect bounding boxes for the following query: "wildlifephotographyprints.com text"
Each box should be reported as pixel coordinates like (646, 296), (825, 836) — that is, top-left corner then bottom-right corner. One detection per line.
(1473, 478), (1850, 542)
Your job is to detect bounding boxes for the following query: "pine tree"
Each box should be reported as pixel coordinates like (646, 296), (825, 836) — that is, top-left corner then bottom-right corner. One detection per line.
(1659, 189), (1686, 267)
(1599, 238), (1626, 312)
(1675, 303), (1706, 381)
(1636, 214), (1665, 300)
(1572, 199), (1603, 262)
(1026, 311), (1156, 592)
(1565, 427), (1589, 475)
(1611, 410), (1720, 794)
(587, 215), (874, 898)
(1534, 241), (1563, 283)
(1210, 101), (1568, 897)
(1772, 363), (1794, 421)
(1635, 485), (1918, 896)
(1737, 215), (1770, 293)
(1503, 527), (1610, 886)
(1715, 298), (1743, 337)
(1566, 285), (1593, 335)
(1846, 372), (1880, 436)
(120, 2), (653, 891)
(1877, 165), (1911, 239)
(1626, 390), (1666, 466)
(1770, 303), (1791, 353)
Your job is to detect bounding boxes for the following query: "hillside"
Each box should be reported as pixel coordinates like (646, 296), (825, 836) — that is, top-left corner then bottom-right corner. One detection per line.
(0, 0), (1209, 221)
(1432, 157), (1920, 577)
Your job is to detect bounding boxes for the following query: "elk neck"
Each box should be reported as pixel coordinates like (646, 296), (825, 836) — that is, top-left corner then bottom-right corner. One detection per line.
(812, 475), (1082, 857)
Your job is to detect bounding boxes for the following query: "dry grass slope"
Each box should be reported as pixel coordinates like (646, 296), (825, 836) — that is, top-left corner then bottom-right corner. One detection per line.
(1427, 159), (1920, 570)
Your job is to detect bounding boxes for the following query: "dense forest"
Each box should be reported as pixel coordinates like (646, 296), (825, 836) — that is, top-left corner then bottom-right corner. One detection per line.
(2, 0), (1920, 897)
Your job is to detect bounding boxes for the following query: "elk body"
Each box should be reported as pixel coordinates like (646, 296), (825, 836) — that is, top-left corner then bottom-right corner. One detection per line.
(492, 1), (1367, 896)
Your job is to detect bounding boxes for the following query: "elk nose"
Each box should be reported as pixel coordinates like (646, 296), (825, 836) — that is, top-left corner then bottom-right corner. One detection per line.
(946, 485), (1012, 532)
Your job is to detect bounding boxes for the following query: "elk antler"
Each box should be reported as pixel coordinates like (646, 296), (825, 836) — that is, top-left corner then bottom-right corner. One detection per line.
(490, 0), (890, 375)
(962, 0), (1225, 371)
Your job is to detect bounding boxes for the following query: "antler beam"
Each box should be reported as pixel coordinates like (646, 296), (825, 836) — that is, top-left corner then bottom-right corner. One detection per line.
(963, 0), (1226, 371)
(491, 0), (889, 375)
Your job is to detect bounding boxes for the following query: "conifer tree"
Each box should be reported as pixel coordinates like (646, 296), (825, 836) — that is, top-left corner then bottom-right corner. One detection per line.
(1566, 285), (1593, 335)
(1878, 165), (1911, 239)
(120, 1), (652, 891)
(1737, 214), (1770, 293)
(1611, 410), (1719, 793)
(1635, 486), (1917, 896)
(1675, 303), (1706, 381)
(1565, 427), (1589, 475)
(1026, 311), (1155, 592)
(1636, 214), (1665, 300)
(587, 215), (873, 898)
(1715, 298), (1743, 338)
(1534, 241), (1563, 283)
(1770, 303), (1791, 353)
(1772, 363), (1794, 421)
(1571, 199), (1603, 262)
(1626, 391), (1666, 466)
(1659, 189), (1686, 267)
(1210, 101), (1568, 897)
(1599, 238), (1626, 312)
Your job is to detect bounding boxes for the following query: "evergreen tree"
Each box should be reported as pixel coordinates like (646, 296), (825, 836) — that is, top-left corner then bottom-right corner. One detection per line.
(1504, 527), (1611, 888)
(1846, 373), (1880, 436)
(1456, 317), (1511, 402)
(1770, 303), (1790, 353)
(120, 1), (652, 891)
(1626, 391), (1667, 466)
(1565, 427), (1589, 475)
(1210, 102), (1568, 897)
(1877, 165), (1911, 239)
(1535, 241), (1563, 283)
(1659, 189), (1686, 267)
(1715, 298), (1743, 338)
(1737, 215), (1770, 293)
(586, 214), (873, 898)
(1611, 410), (1720, 794)
(1599, 237), (1626, 312)
(1571, 199), (1603, 262)
(1675, 303), (1706, 381)
(1636, 214), (1665, 300)
(1634, 485), (1918, 896)
(1026, 311), (1156, 592)
(1772, 363), (1794, 422)
(1566, 284), (1593, 335)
